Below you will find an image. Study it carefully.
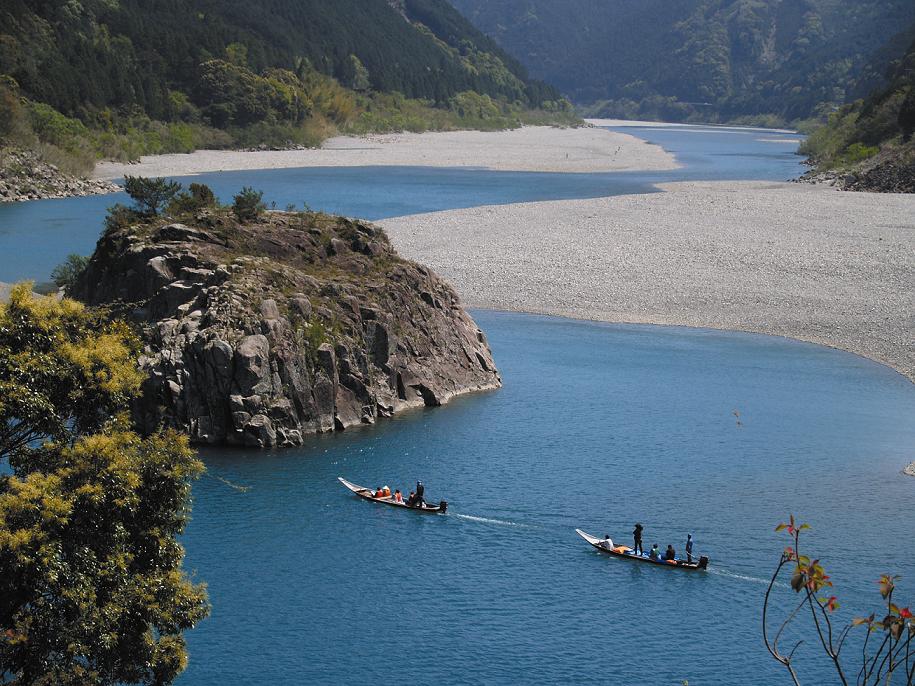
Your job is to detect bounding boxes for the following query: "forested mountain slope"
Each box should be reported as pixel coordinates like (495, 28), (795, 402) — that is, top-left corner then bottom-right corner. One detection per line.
(801, 27), (915, 192)
(449, 0), (915, 124)
(0, 0), (570, 178)
(2, 0), (555, 118)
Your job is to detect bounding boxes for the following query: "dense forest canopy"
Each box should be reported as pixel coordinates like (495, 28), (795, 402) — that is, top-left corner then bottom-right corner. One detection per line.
(800, 28), (915, 183)
(0, 0), (573, 171)
(0, 0), (558, 118)
(448, 0), (915, 124)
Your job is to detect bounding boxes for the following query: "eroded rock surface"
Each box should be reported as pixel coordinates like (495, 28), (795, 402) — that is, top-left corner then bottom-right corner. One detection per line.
(76, 209), (500, 447)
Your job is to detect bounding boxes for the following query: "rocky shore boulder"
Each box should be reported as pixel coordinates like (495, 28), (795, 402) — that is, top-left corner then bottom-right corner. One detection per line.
(0, 149), (119, 202)
(75, 206), (501, 448)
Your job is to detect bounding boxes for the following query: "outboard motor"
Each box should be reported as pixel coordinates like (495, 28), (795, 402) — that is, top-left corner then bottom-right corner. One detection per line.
(698, 556), (710, 570)
(438, 500), (448, 513)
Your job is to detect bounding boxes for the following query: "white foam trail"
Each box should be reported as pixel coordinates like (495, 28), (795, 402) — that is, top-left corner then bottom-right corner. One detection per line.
(453, 513), (532, 528)
(709, 568), (788, 588)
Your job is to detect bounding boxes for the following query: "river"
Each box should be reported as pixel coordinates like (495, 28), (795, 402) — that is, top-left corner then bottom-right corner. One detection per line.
(2, 124), (911, 684)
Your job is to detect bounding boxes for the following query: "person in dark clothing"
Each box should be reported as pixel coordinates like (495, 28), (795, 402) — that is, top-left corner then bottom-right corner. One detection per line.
(413, 480), (425, 507)
(665, 544), (676, 561)
(686, 534), (694, 563)
(633, 523), (644, 555)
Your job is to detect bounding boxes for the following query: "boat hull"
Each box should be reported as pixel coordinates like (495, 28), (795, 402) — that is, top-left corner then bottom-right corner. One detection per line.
(338, 477), (447, 513)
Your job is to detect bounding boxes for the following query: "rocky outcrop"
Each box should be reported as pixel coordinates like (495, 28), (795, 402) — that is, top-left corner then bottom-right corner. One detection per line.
(0, 149), (119, 202)
(797, 148), (915, 194)
(843, 158), (915, 194)
(75, 208), (501, 448)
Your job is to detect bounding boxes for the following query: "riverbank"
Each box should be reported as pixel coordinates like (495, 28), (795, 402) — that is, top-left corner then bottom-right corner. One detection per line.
(92, 126), (677, 179)
(0, 149), (119, 202)
(381, 180), (915, 384)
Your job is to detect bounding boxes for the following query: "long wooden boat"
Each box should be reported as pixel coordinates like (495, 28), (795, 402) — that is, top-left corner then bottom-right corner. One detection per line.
(338, 477), (447, 513)
(576, 529), (708, 570)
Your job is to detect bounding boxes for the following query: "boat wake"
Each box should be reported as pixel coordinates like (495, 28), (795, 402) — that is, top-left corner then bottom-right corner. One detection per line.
(709, 567), (787, 588)
(453, 513), (533, 528)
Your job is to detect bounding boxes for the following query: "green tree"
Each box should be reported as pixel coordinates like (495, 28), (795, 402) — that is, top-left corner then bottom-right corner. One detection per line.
(346, 55), (371, 92)
(0, 76), (25, 143)
(124, 176), (183, 216)
(0, 285), (209, 685)
(232, 186), (265, 222)
(225, 42), (249, 68)
(50, 254), (90, 292)
(168, 182), (217, 215)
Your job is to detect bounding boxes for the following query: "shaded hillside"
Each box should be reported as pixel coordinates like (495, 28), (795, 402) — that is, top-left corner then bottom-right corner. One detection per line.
(801, 28), (915, 192)
(449, 0), (915, 123)
(0, 0), (572, 180)
(2, 0), (555, 117)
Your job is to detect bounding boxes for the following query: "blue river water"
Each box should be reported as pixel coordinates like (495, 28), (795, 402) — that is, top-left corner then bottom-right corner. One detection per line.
(3, 124), (911, 684)
(182, 313), (915, 685)
(0, 125), (804, 282)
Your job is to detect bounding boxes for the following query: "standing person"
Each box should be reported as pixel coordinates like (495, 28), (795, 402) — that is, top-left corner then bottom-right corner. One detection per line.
(686, 534), (694, 564)
(633, 523), (644, 555)
(414, 480), (425, 507)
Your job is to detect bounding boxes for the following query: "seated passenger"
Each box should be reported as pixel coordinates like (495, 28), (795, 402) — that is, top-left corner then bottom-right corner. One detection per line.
(406, 490), (416, 506)
(665, 545), (676, 561)
(599, 535), (614, 550)
(374, 486), (385, 498)
(394, 489), (404, 503)
(649, 544), (661, 560)
(382, 485), (391, 497)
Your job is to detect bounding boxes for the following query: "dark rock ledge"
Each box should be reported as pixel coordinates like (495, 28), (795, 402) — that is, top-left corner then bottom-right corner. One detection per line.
(75, 209), (501, 448)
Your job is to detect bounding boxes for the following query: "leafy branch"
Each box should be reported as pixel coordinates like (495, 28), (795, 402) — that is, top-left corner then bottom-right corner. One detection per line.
(763, 515), (915, 685)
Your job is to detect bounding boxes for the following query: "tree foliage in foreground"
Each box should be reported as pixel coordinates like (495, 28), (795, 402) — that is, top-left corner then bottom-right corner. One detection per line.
(0, 284), (209, 685)
(763, 515), (914, 685)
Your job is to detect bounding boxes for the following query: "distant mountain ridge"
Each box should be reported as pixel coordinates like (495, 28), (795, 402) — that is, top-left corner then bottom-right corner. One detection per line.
(448, 0), (915, 123)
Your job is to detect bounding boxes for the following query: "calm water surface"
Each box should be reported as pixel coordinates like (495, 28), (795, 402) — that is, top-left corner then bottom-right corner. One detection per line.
(182, 313), (915, 685)
(3, 124), (909, 684)
(0, 125), (804, 282)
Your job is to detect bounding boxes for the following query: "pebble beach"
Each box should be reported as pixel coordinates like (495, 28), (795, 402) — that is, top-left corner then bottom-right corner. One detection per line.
(93, 126), (677, 178)
(94, 124), (915, 384)
(382, 179), (915, 383)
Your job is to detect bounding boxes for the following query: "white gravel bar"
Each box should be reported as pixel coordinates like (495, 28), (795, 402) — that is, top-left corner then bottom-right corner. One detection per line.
(381, 180), (915, 383)
(93, 126), (677, 180)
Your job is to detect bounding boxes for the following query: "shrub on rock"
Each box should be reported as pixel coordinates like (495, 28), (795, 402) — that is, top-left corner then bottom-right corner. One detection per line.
(124, 175), (182, 216)
(232, 186), (265, 222)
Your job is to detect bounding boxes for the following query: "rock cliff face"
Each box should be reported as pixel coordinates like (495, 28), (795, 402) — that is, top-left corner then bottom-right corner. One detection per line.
(76, 208), (500, 448)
